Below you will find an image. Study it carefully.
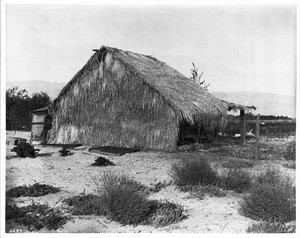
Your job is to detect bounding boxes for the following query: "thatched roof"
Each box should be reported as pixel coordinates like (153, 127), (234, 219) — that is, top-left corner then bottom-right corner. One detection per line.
(55, 46), (229, 125)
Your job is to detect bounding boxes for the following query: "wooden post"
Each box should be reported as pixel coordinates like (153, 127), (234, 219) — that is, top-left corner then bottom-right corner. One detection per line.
(240, 109), (246, 144)
(255, 114), (260, 160)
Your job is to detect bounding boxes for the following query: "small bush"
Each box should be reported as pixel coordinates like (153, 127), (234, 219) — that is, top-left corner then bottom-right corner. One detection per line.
(284, 141), (296, 160)
(64, 172), (187, 227)
(171, 159), (218, 187)
(11, 141), (39, 158)
(63, 194), (105, 215)
(239, 169), (295, 223)
(220, 168), (252, 193)
(101, 183), (150, 225)
(146, 200), (186, 227)
(255, 167), (283, 185)
(180, 184), (226, 199)
(94, 171), (147, 195)
(93, 172), (151, 225)
(65, 191), (150, 226)
(7, 183), (60, 198)
(246, 221), (295, 233)
(6, 202), (69, 231)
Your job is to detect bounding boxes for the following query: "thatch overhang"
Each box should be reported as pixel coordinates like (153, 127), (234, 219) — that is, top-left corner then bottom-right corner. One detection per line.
(220, 100), (256, 113)
(54, 46), (229, 126)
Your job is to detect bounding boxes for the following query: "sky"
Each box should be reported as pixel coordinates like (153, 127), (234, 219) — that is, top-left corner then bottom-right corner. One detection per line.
(5, 4), (296, 96)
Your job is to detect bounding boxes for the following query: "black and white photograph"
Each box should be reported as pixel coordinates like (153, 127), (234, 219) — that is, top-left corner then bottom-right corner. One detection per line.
(1, 0), (298, 235)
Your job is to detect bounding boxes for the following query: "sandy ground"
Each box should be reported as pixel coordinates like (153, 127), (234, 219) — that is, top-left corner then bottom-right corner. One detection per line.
(5, 132), (296, 233)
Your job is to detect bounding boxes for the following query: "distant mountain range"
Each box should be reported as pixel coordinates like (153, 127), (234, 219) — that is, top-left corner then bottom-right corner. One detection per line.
(6, 81), (296, 118)
(211, 91), (296, 118)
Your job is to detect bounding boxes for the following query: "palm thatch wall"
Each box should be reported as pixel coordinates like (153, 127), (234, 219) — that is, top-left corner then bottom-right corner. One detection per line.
(47, 46), (229, 151)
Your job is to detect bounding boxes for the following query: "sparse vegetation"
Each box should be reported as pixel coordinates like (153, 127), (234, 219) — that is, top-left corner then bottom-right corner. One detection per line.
(220, 168), (252, 193)
(7, 183), (60, 198)
(93, 171), (147, 195)
(171, 159), (218, 187)
(246, 221), (295, 233)
(63, 172), (186, 227)
(181, 183), (226, 199)
(99, 181), (150, 225)
(5, 120), (296, 232)
(255, 167), (284, 185)
(239, 168), (295, 223)
(63, 194), (105, 215)
(6, 202), (69, 231)
(93, 172), (156, 225)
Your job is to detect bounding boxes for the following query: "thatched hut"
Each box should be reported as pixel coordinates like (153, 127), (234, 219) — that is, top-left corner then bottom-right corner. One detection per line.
(47, 46), (237, 151)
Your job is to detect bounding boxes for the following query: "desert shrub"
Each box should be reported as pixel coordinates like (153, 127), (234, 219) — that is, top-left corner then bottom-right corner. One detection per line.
(171, 159), (218, 187)
(93, 172), (151, 225)
(246, 221), (295, 233)
(94, 172), (186, 226)
(146, 200), (186, 227)
(284, 141), (296, 161)
(255, 167), (286, 186)
(102, 185), (150, 225)
(6, 202), (69, 231)
(62, 194), (105, 215)
(220, 168), (252, 193)
(11, 141), (39, 158)
(7, 183), (60, 198)
(65, 172), (186, 227)
(180, 184), (226, 199)
(221, 160), (254, 169)
(239, 169), (295, 222)
(94, 171), (147, 195)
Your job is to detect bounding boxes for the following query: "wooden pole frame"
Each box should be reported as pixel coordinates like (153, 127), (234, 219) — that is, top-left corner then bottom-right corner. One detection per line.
(240, 109), (246, 144)
(255, 114), (260, 160)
